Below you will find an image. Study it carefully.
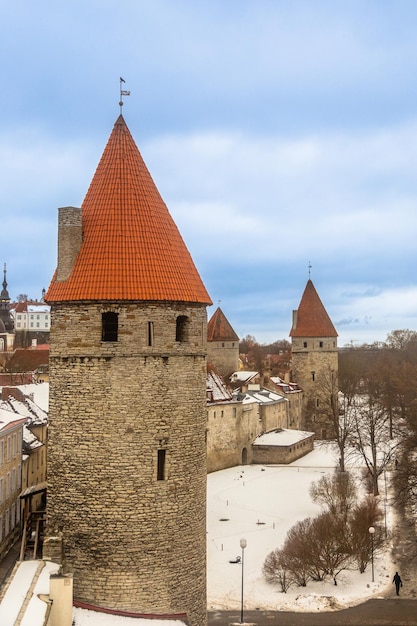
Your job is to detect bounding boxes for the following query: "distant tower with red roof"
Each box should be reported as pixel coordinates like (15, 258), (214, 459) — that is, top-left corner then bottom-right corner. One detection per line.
(207, 307), (240, 376)
(290, 279), (338, 438)
(44, 115), (211, 625)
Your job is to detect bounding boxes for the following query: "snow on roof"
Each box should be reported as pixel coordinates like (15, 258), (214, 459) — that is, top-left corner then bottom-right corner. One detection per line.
(0, 560), (59, 626)
(230, 371), (258, 383)
(240, 389), (287, 405)
(206, 371), (233, 403)
(27, 305), (50, 313)
(0, 559), (188, 626)
(0, 408), (26, 432)
(16, 384), (49, 412)
(253, 428), (315, 447)
(270, 377), (301, 393)
(0, 396), (48, 427)
(23, 425), (43, 450)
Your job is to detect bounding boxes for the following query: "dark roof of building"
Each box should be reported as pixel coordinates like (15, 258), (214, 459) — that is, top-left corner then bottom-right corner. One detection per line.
(207, 307), (239, 342)
(289, 279), (338, 338)
(46, 115), (212, 305)
(7, 348), (50, 372)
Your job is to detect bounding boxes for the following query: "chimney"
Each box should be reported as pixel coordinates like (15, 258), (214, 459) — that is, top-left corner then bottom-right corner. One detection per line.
(291, 309), (298, 332)
(56, 207), (82, 281)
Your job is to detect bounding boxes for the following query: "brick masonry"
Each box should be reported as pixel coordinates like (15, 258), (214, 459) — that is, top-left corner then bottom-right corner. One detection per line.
(45, 301), (208, 626)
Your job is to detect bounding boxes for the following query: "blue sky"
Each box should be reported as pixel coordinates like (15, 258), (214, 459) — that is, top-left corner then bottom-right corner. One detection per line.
(1, 1), (417, 347)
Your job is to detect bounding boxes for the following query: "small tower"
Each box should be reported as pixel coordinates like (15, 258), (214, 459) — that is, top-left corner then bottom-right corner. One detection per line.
(290, 279), (338, 438)
(44, 115), (212, 626)
(207, 307), (239, 376)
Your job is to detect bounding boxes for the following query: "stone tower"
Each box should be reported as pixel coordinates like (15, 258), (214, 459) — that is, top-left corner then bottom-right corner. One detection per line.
(289, 279), (338, 438)
(44, 115), (212, 626)
(207, 307), (239, 376)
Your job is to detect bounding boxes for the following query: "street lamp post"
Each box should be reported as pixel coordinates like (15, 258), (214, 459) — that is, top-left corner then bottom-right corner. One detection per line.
(369, 526), (375, 582)
(240, 538), (247, 624)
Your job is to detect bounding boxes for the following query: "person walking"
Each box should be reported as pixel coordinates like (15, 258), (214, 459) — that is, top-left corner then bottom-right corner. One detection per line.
(393, 571), (402, 596)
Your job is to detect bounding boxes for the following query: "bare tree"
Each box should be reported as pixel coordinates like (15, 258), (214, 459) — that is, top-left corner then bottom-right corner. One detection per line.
(385, 329), (417, 351)
(310, 471), (357, 520)
(350, 383), (399, 497)
(349, 496), (384, 573)
(310, 512), (353, 585)
(279, 518), (314, 587)
(263, 549), (294, 592)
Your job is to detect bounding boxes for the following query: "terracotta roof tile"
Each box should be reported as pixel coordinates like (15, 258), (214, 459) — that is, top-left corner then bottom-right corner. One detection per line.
(207, 307), (239, 342)
(46, 115), (212, 305)
(289, 279), (338, 338)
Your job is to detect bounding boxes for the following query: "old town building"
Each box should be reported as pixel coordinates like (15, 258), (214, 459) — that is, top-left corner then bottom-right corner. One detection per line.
(0, 411), (25, 560)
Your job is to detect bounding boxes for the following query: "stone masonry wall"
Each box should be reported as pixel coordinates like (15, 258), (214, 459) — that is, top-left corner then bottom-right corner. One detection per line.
(206, 402), (256, 472)
(206, 341), (239, 378)
(291, 336), (338, 437)
(46, 301), (208, 626)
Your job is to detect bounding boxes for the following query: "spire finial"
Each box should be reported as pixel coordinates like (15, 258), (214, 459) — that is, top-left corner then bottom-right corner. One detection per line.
(1, 262), (9, 301)
(308, 261), (312, 278)
(119, 77), (131, 114)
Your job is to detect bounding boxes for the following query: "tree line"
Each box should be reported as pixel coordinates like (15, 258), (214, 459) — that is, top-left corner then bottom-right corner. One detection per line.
(262, 328), (417, 592)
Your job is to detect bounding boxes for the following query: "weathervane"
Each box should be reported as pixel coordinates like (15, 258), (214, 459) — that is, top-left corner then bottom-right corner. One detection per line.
(308, 261), (312, 278)
(119, 77), (131, 114)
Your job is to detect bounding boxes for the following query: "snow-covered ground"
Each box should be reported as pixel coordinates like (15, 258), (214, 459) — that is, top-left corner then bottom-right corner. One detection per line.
(207, 442), (394, 613)
(0, 441), (394, 625)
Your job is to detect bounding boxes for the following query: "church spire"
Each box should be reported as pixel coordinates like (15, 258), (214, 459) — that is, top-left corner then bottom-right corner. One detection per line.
(1, 263), (10, 301)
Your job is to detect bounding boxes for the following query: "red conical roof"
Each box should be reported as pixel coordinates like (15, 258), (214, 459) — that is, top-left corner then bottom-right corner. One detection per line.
(46, 115), (212, 304)
(290, 279), (338, 338)
(207, 307), (239, 342)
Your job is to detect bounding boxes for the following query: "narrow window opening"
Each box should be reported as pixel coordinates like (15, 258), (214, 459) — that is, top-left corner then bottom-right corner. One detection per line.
(311, 371), (315, 382)
(319, 341), (323, 348)
(303, 341), (307, 348)
(102, 312), (118, 342)
(157, 449), (166, 481)
(147, 321), (154, 347)
(176, 315), (189, 342)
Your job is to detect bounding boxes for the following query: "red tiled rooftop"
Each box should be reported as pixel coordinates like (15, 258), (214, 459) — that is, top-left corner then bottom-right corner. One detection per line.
(46, 115), (212, 305)
(290, 279), (338, 338)
(207, 307), (239, 342)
